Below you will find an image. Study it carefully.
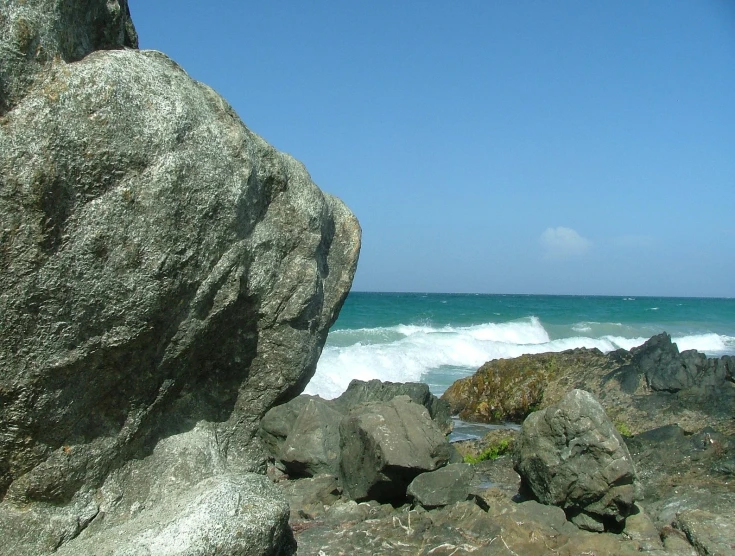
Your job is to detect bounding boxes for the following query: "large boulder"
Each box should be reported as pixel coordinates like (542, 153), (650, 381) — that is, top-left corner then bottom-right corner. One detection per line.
(259, 395), (321, 458)
(627, 332), (734, 393)
(259, 379), (453, 478)
(339, 396), (451, 503)
(0, 1), (360, 554)
(513, 389), (638, 532)
(0, 0), (138, 115)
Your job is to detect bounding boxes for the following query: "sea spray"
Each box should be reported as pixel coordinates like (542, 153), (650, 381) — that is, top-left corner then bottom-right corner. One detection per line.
(307, 293), (735, 399)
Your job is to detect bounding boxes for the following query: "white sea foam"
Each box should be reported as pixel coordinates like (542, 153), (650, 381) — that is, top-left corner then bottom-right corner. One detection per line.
(675, 333), (734, 355)
(305, 318), (735, 399)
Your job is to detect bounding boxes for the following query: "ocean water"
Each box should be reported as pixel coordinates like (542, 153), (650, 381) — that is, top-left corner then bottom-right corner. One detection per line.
(306, 292), (735, 399)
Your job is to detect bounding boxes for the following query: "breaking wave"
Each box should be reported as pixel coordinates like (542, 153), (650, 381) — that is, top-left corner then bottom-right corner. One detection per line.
(306, 317), (735, 399)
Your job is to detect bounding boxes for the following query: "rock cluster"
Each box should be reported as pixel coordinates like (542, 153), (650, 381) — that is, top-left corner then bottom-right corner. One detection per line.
(261, 380), (456, 504)
(442, 333), (734, 435)
(0, 1), (360, 554)
(281, 338), (735, 555)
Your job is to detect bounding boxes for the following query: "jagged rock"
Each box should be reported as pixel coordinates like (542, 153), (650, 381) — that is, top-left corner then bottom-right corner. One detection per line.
(339, 396), (451, 503)
(259, 395), (320, 457)
(259, 379), (453, 480)
(0, 1), (360, 553)
(513, 389), (638, 532)
(332, 379), (453, 434)
(406, 463), (474, 508)
(279, 398), (344, 477)
(626, 332), (735, 393)
(442, 334), (735, 436)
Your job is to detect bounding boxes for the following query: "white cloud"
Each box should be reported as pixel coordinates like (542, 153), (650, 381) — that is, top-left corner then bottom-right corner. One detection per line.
(540, 227), (591, 260)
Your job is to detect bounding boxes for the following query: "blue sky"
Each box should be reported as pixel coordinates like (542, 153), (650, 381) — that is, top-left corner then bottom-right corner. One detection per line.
(129, 1), (735, 297)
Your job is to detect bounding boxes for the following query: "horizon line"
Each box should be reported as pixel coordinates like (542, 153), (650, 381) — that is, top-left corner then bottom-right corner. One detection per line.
(347, 290), (734, 300)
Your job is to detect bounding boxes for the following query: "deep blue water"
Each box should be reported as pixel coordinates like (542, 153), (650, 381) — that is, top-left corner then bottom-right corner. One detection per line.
(307, 292), (735, 398)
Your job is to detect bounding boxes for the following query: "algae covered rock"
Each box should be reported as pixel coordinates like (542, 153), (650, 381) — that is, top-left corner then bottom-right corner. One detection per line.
(442, 348), (612, 423)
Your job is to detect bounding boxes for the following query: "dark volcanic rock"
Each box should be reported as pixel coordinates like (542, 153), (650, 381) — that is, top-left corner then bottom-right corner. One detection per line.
(339, 396), (451, 503)
(279, 398), (344, 477)
(259, 395), (321, 458)
(406, 463), (474, 508)
(442, 333), (735, 437)
(333, 379), (453, 434)
(0, 1), (360, 554)
(259, 379), (453, 481)
(628, 332), (735, 393)
(513, 389), (638, 532)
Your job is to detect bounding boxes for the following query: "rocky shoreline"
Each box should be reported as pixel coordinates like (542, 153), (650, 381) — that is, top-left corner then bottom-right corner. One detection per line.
(269, 334), (734, 555)
(2, 2), (733, 554)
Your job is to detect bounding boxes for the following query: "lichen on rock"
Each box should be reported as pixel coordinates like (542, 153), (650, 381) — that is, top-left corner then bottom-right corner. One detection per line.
(0, 1), (360, 554)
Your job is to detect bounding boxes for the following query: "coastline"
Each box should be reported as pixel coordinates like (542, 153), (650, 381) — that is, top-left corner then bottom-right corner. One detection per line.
(309, 292), (735, 399)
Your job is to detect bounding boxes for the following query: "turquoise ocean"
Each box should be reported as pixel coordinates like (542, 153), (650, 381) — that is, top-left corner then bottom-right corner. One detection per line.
(306, 292), (735, 399)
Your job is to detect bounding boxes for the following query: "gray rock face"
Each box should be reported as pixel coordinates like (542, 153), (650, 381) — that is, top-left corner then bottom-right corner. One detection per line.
(259, 380), (453, 480)
(0, 0), (138, 115)
(279, 398), (344, 477)
(260, 395), (320, 458)
(513, 389), (638, 532)
(333, 378), (453, 434)
(674, 509), (735, 556)
(0, 1), (360, 553)
(339, 395), (451, 503)
(406, 463), (474, 508)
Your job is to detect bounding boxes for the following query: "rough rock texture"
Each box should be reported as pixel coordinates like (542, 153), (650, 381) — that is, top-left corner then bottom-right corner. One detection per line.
(0, 0), (138, 115)
(259, 395), (319, 457)
(513, 389), (638, 532)
(623, 332), (734, 393)
(442, 333), (735, 436)
(406, 463), (474, 508)
(0, 1), (360, 553)
(279, 398), (344, 477)
(674, 509), (735, 556)
(55, 473), (294, 556)
(332, 379), (453, 434)
(288, 492), (653, 555)
(339, 396), (451, 503)
(259, 380), (453, 479)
